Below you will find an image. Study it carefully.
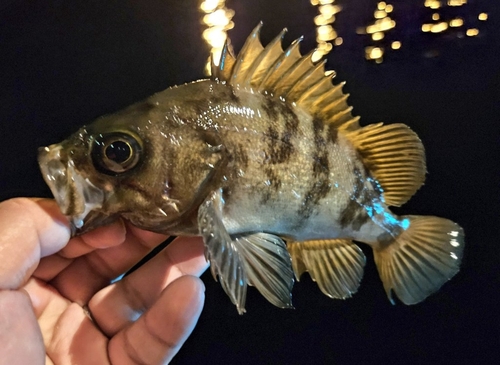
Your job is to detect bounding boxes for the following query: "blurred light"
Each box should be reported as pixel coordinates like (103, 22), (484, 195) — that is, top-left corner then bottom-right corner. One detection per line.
(317, 25), (337, 40)
(422, 24), (432, 32)
(391, 41), (401, 49)
(432, 13), (440, 21)
(365, 46), (384, 61)
(478, 13), (488, 21)
(377, 2), (387, 10)
(431, 22), (449, 33)
(366, 17), (396, 33)
(447, 0), (467, 6)
(466, 28), (479, 36)
(363, 2), (397, 64)
(424, 0), (442, 9)
(372, 32), (384, 41)
(311, 0), (342, 61)
(200, 0), (223, 13)
(334, 37), (343, 46)
(449, 18), (464, 27)
(200, 0), (234, 73)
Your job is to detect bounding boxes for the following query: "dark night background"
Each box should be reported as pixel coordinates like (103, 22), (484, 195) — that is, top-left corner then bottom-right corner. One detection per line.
(1, 0), (499, 364)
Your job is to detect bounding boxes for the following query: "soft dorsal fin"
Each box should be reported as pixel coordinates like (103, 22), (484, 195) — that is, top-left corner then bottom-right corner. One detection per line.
(346, 123), (427, 206)
(211, 23), (359, 131)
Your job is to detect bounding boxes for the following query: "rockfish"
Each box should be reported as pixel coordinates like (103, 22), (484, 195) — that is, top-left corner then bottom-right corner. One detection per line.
(38, 25), (464, 314)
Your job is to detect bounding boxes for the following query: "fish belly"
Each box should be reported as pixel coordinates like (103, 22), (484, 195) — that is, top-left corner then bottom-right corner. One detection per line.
(213, 96), (392, 243)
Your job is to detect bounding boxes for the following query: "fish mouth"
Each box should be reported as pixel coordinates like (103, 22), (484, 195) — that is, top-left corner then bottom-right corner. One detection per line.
(38, 144), (105, 230)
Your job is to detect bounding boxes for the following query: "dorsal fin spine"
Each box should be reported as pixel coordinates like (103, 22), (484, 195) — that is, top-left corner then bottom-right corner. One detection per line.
(258, 36), (303, 91)
(322, 94), (350, 118)
(242, 28), (287, 87)
(273, 49), (316, 96)
(230, 23), (264, 84)
(327, 107), (353, 126)
(220, 24), (359, 131)
(212, 40), (236, 81)
(312, 81), (345, 110)
(285, 59), (326, 100)
(297, 72), (335, 106)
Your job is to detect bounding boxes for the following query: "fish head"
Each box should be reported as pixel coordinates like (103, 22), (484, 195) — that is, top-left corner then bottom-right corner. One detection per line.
(39, 89), (227, 235)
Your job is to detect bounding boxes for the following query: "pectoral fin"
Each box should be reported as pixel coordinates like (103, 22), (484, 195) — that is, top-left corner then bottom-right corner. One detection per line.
(287, 239), (366, 299)
(198, 190), (248, 314)
(198, 190), (294, 313)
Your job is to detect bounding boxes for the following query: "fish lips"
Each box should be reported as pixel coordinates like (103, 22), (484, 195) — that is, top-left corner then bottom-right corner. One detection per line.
(38, 144), (105, 231)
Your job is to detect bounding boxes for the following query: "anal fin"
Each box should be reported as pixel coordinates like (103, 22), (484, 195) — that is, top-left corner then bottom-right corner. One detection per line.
(287, 239), (366, 299)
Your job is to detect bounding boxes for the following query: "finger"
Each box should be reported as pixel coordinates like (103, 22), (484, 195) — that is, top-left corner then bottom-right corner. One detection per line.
(24, 279), (111, 364)
(0, 198), (70, 289)
(0, 290), (45, 365)
(33, 218), (128, 281)
(108, 275), (205, 365)
(89, 236), (207, 336)
(57, 218), (127, 259)
(49, 223), (168, 304)
(45, 303), (110, 364)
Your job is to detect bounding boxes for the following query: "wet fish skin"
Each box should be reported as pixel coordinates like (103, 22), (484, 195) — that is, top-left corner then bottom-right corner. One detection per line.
(39, 25), (464, 313)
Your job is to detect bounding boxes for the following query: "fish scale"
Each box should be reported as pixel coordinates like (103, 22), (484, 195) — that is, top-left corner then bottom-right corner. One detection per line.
(38, 24), (464, 314)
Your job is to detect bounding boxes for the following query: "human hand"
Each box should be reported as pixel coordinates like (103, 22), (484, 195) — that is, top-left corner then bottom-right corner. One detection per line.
(0, 198), (208, 365)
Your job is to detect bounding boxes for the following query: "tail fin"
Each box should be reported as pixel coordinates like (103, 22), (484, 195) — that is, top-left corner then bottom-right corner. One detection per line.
(373, 215), (464, 305)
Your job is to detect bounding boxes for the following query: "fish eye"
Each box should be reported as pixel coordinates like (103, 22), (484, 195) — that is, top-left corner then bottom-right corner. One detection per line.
(92, 133), (142, 175)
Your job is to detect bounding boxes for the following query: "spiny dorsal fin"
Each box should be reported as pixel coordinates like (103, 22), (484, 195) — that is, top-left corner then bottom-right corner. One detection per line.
(211, 38), (236, 81)
(346, 123), (427, 206)
(212, 23), (359, 131)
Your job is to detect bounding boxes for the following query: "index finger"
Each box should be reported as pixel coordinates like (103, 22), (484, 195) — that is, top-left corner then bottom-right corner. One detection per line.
(0, 198), (70, 290)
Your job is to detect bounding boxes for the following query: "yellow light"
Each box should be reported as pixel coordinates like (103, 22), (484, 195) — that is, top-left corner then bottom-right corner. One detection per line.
(447, 0), (467, 6)
(312, 0), (340, 61)
(422, 24), (433, 32)
(449, 18), (464, 27)
(319, 4), (342, 17)
(366, 17), (396, 34)
(385, 4), (393, 13)
(431, 22), (448, 33)
(334, 37), (343, 46)
(365, 46), (384, 60)
(372, 32), (385, 41)
(478, 13), (488, 21)
(466, 28), (479, 36)
(200, 0), (223, 13)
(391, 41), (401, 49)
(377, 2), (387, 10)
(374, 10), (387, 19)
(425, 0), (441, 9)
(311, 0), (334, 4)
(315, 13), (335, 26)
(202, 27), (227, 48)
(432, 13), (440, 21)
(203, 9), (234, 27)
(317, 25), (336, 41)
(200, 0), (234, 72)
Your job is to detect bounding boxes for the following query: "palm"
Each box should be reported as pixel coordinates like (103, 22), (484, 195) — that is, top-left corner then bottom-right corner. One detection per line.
(0, 199), (208, 365)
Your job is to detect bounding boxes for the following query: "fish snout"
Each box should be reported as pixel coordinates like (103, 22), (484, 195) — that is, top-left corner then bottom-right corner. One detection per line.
(38, 144), (105, 229)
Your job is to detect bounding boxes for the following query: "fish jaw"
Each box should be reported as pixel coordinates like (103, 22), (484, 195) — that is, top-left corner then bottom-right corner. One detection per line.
(38, 143), (106, 230)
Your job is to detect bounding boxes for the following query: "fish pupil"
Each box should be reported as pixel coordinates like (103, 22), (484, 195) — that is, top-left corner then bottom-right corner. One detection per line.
(91, 132), (142, 175)
(105, 141), (131, 163)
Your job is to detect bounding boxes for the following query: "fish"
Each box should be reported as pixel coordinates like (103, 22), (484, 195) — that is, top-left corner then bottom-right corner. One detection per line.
(38, 24), (464, 314)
